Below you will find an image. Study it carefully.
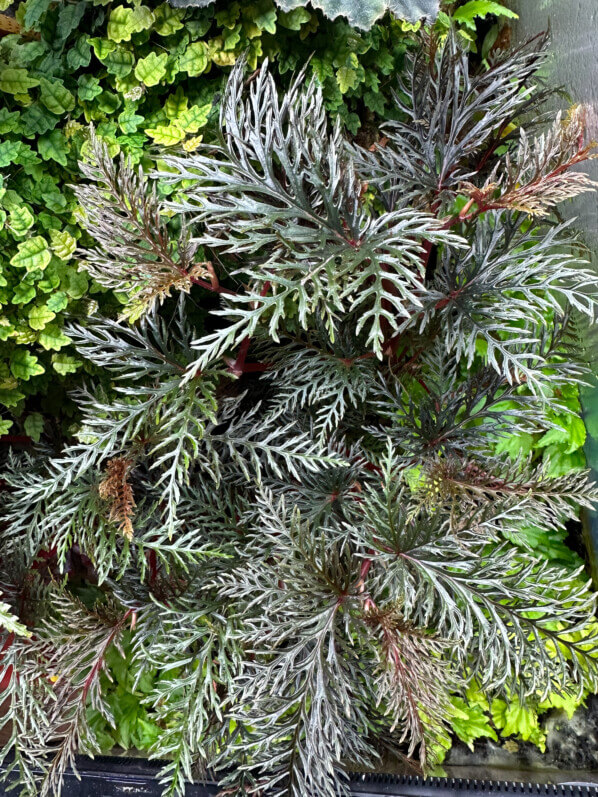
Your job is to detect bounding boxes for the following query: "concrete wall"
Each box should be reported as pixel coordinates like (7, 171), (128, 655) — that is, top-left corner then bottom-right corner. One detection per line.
(511, 0), (598, 253)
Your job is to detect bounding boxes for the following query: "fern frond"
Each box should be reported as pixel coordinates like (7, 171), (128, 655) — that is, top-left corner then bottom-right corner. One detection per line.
(75, 130), (210, 321)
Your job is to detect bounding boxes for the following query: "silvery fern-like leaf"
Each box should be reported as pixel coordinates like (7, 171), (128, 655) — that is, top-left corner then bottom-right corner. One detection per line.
(1, 592), (133, 797)
(353, 34), (551, 210)
(461, 107), (598, 217)
(74, 131), (211, 322)
(418, 215), (598, 394)
(168, 0), (439, 30)
(159, 59), (465, 372)
(355, 445), (598, 699)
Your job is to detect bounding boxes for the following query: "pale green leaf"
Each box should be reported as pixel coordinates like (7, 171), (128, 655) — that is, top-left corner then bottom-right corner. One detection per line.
(453, 1), (518, 30)
(46, 291), (69, 313)
(52, 352), (82, 375)
(107, 5), (154, 42)
(10, 236), (52, 272)
(178, 42), (209, 77)
(8, 205), (35, 237)
(28, 304), (56, 330)
(39, 323), (71, 351)
(49, 229), (77, 261)
(0, 596), (30, 637)
(134, 52), (168, 87)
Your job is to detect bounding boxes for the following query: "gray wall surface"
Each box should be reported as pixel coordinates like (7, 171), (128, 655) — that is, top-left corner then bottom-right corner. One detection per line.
(511, 0), (598, 251)
(511, 2), (598, 570)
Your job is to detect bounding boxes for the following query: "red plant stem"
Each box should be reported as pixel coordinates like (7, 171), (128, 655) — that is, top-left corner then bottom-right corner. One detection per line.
(228, 281), (272, 376)
(81, 609), (133, 702)
(359, 557), (373, 583)
(0, 633), (15, 692)
(189, 275), (237, 296)
(230, 336), (251, 376)
(148, 550), (158, 586)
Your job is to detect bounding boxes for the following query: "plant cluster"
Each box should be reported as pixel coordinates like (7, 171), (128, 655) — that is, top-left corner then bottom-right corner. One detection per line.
(0, 0), (515, 431)
(2, 31), (598, 797)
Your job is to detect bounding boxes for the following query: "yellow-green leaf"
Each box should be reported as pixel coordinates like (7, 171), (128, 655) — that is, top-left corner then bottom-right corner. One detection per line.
(164, 86), (188, 120)
(52, 352), (82, 375)
(38, 323), (70, 351)
(8, 205), (35, 237)
(10, 237), (52, 272)
(145, 123), (185, 146)
(0, 68), (40, 95)
(178, 42), (209, 77)
(28, 304), (56, 330)
(176, 103), (211, 133)
(107, 5), (154, 42)
(134, 52), (168, 87)
(49, 229), (77, 261)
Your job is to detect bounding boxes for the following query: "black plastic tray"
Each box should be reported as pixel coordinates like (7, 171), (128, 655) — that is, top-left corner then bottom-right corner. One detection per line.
(3, 756), (597, 797)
